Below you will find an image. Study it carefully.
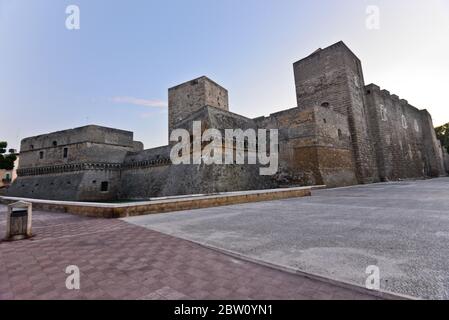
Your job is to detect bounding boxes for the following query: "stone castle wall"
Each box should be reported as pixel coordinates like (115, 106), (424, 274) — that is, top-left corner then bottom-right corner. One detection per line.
(7, 169), (121, 202)
(168, 76), (229, 136)
(6, 41), (448, 202)
(7, 126), (142, 201)
(293, 41), (379, 184)
(364, 84), (442, 180)
(443, 147), (449, 173)
(255, 106), (357, 187)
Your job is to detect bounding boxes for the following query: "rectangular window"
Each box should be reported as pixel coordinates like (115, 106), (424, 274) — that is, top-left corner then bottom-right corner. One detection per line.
(39, 151), (44, 159)
(63, 147), (68, 158)
(101, 181), (109, 192)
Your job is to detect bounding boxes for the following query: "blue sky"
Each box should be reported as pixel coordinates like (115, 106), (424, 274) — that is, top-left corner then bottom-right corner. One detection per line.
(1, 0), (448, 150)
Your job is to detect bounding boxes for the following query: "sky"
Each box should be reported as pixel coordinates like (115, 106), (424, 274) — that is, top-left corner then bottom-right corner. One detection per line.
(1, 0), (448, 150)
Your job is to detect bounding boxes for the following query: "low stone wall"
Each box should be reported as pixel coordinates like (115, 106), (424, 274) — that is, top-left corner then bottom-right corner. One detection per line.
(0, 186), (315, 219)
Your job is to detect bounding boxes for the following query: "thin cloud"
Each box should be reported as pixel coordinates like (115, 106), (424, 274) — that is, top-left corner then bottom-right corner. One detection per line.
(111, 96), (167, 108)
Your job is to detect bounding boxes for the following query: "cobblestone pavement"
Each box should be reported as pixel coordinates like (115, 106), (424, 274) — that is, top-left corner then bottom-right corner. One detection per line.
(0, 205), (377, 300)
(124, 178), (449, 300)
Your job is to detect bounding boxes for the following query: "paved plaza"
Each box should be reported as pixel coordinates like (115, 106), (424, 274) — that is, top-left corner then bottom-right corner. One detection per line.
(125, 178), (449, 300)
(0, 205), (375, 300)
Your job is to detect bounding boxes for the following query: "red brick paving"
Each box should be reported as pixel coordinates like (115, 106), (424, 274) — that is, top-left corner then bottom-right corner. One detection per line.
(0, 205), (378, 300)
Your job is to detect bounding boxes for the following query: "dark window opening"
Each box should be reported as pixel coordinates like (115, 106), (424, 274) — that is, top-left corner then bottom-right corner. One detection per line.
(338, 129), (343, 140)
(30, 145), (34, 150)
(190, 80), (199, 86)
(323, 118), (327, 124)
(366, 90), (371, 95)
(321, 102), (330, 108)
(39, 151), (44, 159)
(92, 180), (97, 184)
(52, 141), (57, 147)
(101, 181), (109, 192)
(63, 147), (68, 158)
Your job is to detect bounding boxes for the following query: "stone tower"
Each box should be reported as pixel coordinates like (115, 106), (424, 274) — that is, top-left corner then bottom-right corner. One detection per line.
(168, 76), (229, 137)
(293, 41), (379, 183)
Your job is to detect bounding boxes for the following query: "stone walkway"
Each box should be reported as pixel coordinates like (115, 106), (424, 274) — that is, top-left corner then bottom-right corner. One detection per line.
(124, 178), (449, 299)
(0, 206), (376, 300)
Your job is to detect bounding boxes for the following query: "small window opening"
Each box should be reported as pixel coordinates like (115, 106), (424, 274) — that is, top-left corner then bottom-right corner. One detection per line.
(63, 147), (68, 158)
(101, 181), (109, 192)
(52, 141), (57, 147)
(338, 129), (343, 140)
(321, 102), (330, 108)
(39, 151), (44, 159)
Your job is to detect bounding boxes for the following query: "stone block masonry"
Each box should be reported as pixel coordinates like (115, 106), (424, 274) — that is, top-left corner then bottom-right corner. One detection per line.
(168, 76), (229, 138)
(293, 41), (379, 184)
(364, 84), (445, 180)
(5, 41), (448, 201)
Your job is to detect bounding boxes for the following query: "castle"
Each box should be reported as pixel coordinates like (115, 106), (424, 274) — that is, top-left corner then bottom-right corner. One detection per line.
(6, 41), (449, 201)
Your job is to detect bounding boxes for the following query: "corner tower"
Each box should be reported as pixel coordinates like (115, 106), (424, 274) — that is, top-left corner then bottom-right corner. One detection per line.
(168, 76), (229, 137)
(293, 41), (379, 183)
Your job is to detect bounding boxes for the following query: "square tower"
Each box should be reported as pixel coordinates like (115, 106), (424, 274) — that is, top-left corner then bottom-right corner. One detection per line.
(168, 76), (229, 136)
(293, 41), (379, 183)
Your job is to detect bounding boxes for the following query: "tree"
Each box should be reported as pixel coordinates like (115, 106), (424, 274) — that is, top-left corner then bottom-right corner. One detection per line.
(0, 141), (17, 170)
(435, 123), (449, 154)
